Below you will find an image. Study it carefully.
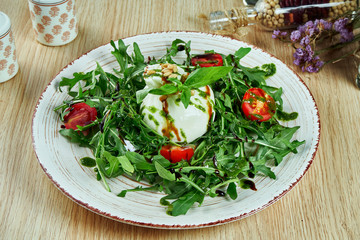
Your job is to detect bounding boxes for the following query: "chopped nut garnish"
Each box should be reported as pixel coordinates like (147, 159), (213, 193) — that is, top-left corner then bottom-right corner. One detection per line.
(147, 70), (156, 75)
(161, 63), (179, 78)
(169, 74), (178, 79)
(163, 71), (172, 77)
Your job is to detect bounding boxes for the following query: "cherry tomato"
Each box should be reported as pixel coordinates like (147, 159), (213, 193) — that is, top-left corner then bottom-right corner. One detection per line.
(241, 88), (276, 122)
(160, 145), (195, 163)
(64, 103), (97, 135)
(190, 53), (223, 67)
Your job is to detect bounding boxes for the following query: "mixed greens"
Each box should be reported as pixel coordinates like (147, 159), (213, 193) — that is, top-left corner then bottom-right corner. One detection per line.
(55, 39), (304, 216)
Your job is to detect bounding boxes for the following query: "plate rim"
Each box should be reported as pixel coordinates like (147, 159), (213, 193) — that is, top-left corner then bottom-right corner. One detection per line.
(31, 31), (321, 229)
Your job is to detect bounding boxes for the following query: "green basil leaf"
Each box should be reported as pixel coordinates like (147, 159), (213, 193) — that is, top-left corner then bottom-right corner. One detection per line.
(136, 88), (150, 103)
(184, 66), (233, 88)
(180, 86), (191, 109)
(149, 84), (178, 95)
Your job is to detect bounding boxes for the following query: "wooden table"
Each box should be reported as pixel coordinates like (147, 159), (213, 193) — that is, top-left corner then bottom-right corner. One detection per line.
(1, 0), (359, 239)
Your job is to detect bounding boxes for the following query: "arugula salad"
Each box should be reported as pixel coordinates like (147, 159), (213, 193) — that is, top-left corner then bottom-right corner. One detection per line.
(55, 39), (304, 216)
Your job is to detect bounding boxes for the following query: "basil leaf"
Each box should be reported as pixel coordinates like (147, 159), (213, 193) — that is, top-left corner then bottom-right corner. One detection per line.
(149, 84), (178, 95)
(136, 88), (150, 103)
(184, 66), (233, 88)
(180, 86), (191, 109)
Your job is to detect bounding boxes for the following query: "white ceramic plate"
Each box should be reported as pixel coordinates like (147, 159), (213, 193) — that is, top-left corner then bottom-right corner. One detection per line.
(32, 32), (320, 229)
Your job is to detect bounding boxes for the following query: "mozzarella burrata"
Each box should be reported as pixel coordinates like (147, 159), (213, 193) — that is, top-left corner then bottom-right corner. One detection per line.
(140, 63), (215, 143)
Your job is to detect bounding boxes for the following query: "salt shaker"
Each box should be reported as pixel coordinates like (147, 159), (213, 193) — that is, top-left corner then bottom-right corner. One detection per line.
(28, 0), (78, 46)
(0, 12), (19, 83)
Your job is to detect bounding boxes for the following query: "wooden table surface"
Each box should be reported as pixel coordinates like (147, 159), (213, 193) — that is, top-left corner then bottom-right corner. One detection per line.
(1, 0), (359, 239)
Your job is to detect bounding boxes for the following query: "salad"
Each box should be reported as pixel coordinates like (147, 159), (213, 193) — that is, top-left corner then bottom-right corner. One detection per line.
(55, 39), (304, 216)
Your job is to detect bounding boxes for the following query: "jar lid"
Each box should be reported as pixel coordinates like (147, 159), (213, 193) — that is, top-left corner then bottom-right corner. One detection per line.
(0, 12), (11, 37)
(30, 0), (67, 5)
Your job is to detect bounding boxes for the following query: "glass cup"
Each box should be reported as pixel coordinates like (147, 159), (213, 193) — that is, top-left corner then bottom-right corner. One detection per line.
(0, 11), (19, 83)
(28, 0), (78, 46)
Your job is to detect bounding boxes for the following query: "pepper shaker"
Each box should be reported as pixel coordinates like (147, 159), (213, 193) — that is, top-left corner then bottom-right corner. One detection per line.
(28, 0), (78, 46)
(0, 12), (19, 83)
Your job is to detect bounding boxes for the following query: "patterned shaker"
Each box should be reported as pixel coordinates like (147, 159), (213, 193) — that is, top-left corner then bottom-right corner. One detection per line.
(28, 0), (78, 46)
(0, 12), (19, 83)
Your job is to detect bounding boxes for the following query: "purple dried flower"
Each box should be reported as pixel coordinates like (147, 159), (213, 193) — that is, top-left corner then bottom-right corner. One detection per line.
(280, 31), (288, 37)
(334, 18), (354, 42)
(272, 29), (287, 39)
(272, 30), (281, 39)
(305, 45), (314, 61)
(315, 59), (324, 68)
(290, 30), (302, 42)
(307, 25), (316, 36)
(334, 18), (348, 32)
(294, 48), (305, 58)
(293, 58), (302, 66)
(339, 29), (354, 43)
(300, 35), (311, 46)
(306, 65), (317, 73)
(297, 24), (306, 34)
(305, 21), (315, 29)
(319, 19), (332, 30)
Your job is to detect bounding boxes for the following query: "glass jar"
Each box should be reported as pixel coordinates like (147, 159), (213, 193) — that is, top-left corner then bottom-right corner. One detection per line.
(209, 0), (359, 31)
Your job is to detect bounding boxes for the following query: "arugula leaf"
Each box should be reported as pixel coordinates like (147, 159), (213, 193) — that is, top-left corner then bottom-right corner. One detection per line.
(59, 72), (93, 92)
(170, 190), (204, 216)
(102, 151), (122, 177)
(125, 151), (155, 171)
(238, 65), (267, 85)
(132, 42), (145, 64)
(256, 165), (276, 179)
(55, 39), (305, 217)
(226, 182), (238, 200)
(118, 185), (162, 197)
(234, 47), (251, 59)
(59, 129), (91, 148)
(110, 39), (131, 73)
(155, 161), (175, 181)
(117, 155), (135, 174)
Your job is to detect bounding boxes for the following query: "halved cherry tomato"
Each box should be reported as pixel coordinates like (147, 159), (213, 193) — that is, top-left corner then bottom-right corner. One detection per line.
(241, 88), (276, 122)
(64, 103), (97, 135)
(190, 53), (223, 67)
(160, 145), (195, 163)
